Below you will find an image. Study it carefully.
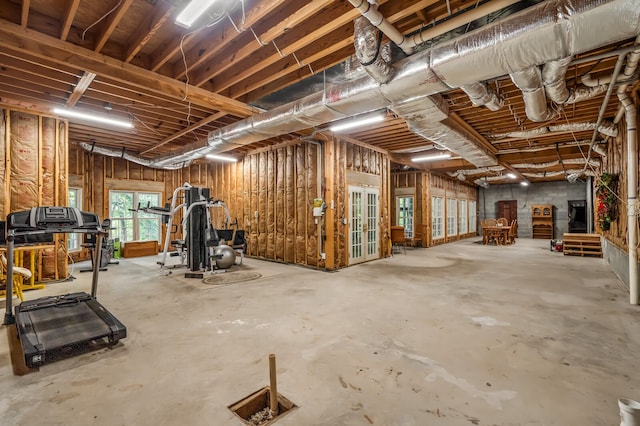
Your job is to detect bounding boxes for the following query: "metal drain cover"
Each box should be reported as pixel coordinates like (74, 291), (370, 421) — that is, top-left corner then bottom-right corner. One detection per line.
(202, 271), (262, 286)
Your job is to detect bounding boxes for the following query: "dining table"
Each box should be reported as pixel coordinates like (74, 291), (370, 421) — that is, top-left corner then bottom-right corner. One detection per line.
(482, 225), (511, 245)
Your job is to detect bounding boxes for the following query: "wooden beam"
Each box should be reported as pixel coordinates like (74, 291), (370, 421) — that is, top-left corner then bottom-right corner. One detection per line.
(94, 0), (135, 53)
(173, 0), (290, 80)
(139, 111), (226, 155)
(0, 20), (257, 117)
(125, 4), (174, 62)
(192, 0), (358, 88)
(60, 0), (81, 41)
(21, 0), (30, 28)
(150, 29), (199, 72)
(65, 71), (96, 107)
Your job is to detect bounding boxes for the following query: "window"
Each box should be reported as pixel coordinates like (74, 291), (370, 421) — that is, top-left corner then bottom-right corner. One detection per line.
(396, 195), (414, 238)
(431, 196), (444, 239)
(447, 198), (457, 236)
(68, 187), (82, 251)
(459, 200), (467, 234)
(469, 200), (477, 233)
(109, 191), (161, 242)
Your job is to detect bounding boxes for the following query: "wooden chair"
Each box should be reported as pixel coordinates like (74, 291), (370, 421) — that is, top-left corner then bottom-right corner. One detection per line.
(497, 217), (508, 226)
(390, 226), (406, 254)
(508, 219), (518, 244)
(0, 253), (32, 302)
(482, 219), (498, 244)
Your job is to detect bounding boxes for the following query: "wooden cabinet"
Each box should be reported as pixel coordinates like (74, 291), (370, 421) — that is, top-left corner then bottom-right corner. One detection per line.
(532, 204), (553, 239)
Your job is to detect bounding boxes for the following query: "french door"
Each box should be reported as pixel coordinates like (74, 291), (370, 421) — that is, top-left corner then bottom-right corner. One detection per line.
(349, 186), (380, 264)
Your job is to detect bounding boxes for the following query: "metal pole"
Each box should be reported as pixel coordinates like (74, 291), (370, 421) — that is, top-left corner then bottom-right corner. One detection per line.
(3, 234), (15, 325)
(91, 232), (103, 298)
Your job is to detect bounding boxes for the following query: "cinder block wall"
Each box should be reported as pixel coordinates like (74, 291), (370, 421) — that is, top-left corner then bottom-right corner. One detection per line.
(478, 181), (589, 238)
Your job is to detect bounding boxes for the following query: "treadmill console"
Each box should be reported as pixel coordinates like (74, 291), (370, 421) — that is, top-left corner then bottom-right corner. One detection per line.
(8, 207), (100, 233)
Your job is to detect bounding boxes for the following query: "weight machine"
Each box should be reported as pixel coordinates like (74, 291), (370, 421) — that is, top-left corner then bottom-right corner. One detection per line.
(133, 183), (246, 273)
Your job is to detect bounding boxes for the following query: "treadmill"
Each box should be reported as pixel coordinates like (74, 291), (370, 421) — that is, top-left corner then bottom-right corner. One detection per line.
(3, 207), (126, 368)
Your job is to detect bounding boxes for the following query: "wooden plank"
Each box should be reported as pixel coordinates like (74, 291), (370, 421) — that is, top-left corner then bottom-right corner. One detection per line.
(324, 138), (336, 269)
(93, 0), (135, 53)
(65, 71), (96, 107)
(0, 20), (257, 117)
(60, 0), (81, 41)
(21, 0), (30, 28)
(125, 3), (174, 63)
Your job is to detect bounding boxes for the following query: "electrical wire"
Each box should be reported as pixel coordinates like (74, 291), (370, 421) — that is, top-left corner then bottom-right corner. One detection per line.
(81, 0), (124, 41)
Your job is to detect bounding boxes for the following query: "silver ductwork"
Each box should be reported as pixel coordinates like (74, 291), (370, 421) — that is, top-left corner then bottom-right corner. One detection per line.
(511, 158), (600, 168)
(521, 169), (597, 179)
(78, 142), (192, 170)
(542, 57), (608, 104)
(389, 94), (498, 167)
(459, 82), (504, 111)
(491, 121), (619, 139)
(510, 67), (557, 122)
(136, 0), (639, 170)
(354, 16), (395, 84)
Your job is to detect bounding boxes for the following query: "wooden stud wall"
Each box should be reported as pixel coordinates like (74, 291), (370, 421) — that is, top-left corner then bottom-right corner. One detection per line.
(1, 107), (68, 280)
(68, 135), (391, 270)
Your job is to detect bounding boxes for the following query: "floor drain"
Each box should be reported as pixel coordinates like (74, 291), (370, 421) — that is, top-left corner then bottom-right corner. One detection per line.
(201, 271), (261, 286)
(228, 386), (296, 425)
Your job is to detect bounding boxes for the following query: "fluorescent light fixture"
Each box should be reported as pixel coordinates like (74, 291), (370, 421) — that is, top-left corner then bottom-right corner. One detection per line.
(329, 114), (384, 132)
(206, 153), (237, 163)
(52, 107), (133, 129)
(412, 153), (451, 162)
(176, 0), (218, 28)
(506, 173), (517, 179)
(520, 181), (529, 186)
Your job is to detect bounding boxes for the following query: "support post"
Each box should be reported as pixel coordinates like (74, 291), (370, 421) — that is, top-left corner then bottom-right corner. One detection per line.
(269, 353), (278, 415)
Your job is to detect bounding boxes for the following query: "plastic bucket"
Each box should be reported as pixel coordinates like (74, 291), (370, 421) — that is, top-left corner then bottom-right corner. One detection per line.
(619, 399), (640, 426)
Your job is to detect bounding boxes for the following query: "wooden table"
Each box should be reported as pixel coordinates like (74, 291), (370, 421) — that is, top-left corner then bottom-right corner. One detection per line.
(482, 226), (510, 245)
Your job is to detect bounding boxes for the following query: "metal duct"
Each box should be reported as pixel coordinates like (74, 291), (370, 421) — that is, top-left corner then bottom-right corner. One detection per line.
(491, 121), (618, 139)
(354, 16), (395, 84)
(542, 57), (608, 103)
(459, 82), (504, 111)
(347, 0), (413, 55)
(150, 0), (639, 169)
(511, 158), (600, 168)
(510, 67), (557, 122)
(78, 142), (191, 170)
(521, 169), (597, 178)
(389, 94), (498, 167)
(448, 166), (506, 178)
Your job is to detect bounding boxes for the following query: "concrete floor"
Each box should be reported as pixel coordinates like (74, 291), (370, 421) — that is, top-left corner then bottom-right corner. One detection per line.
(0, 237), (638, 425)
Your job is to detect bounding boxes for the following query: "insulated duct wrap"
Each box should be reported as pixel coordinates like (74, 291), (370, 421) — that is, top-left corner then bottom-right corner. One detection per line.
(390, 94), (498, 167)
(510, 66), (556, 122)
(459, 82), (504, 111)
(521, 169), (597, 178)
(542, 57), (608, 103)
(430, 0), (640, 87)
(491, 121), (618, 138)
(78, 142), (191, 170)
(354, 16), (395, 84)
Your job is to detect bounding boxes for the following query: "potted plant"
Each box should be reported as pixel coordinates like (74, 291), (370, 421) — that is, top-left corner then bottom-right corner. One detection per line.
(596, 172), (618, 231)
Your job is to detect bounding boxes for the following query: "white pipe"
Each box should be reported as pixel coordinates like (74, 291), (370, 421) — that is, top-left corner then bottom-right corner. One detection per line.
(347, 0), (412, 54)
(619, 93), (638, 305)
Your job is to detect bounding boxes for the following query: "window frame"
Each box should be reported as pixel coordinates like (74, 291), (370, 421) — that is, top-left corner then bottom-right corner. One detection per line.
(396, 195), (415, 238)
(109, 190), (162, 242)
(431, 195), (444, 240)
(447, 197), (458, 237)
(469, 200), (477, 233)
(459, 199), (468, 234)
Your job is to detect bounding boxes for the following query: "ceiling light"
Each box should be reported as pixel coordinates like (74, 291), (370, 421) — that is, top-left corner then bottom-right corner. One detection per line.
(206, 154), (237, 163)
(520, 181), (529, 186)
(329, 114), (384, 132)
(52, 107), (133, 129)
(506, 172), (517, 179)
(176, 0), (219, 28)
(412, 153), (451, 162)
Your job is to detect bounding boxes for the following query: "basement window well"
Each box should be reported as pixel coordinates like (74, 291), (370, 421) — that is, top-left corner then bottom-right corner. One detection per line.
(228, 386), (297, 425)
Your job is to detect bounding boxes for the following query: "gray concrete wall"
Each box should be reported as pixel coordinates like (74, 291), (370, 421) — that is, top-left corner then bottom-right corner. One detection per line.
(602, 238), (639, 289)
(478, 181), (588, 238)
